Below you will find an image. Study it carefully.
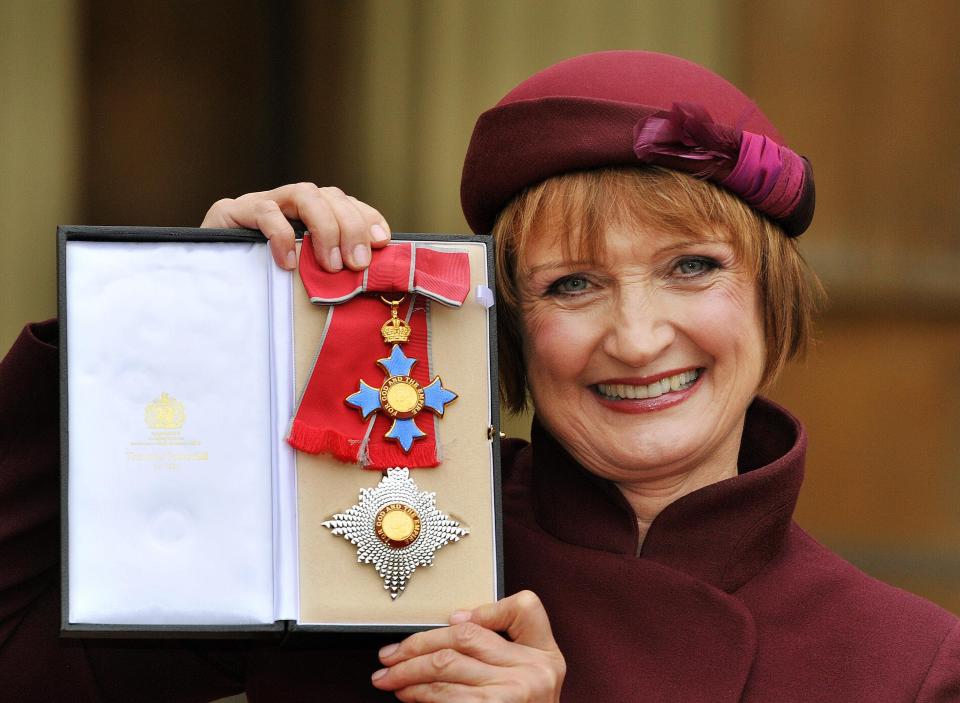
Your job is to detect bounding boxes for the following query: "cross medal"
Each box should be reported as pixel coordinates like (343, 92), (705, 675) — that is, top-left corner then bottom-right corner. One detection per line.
(344, 296), (457, 452)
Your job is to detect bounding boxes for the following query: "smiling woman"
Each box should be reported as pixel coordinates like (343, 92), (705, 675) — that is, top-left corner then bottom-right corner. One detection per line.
(491, 166), (823, 543)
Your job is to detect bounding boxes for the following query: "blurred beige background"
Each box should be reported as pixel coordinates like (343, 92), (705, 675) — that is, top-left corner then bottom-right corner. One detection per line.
(2, 0), (957, 650)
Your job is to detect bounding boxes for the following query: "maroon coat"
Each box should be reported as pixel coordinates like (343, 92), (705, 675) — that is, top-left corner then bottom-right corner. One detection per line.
(504, 407), (960, 701)
(2, 320), (958, 702)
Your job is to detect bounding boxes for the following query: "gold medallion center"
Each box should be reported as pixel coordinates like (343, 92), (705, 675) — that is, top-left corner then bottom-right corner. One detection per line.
(380, 376), (424, 418)
(382, 509), (415, 540)
(386, 383), (419, 413)
(374, 503), (421, 548)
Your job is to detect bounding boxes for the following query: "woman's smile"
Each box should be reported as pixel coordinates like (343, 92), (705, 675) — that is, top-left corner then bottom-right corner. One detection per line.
(592, 367), (704, 412)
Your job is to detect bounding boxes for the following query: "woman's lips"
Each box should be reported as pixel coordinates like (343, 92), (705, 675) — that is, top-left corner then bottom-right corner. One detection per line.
(592, 368), (704, 413)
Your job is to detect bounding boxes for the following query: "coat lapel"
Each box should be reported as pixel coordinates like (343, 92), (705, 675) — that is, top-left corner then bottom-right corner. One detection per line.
(504, 398), (806, 701)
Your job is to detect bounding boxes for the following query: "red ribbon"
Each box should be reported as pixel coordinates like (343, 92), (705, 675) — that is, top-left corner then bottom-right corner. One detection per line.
(288, 238), (471, 469)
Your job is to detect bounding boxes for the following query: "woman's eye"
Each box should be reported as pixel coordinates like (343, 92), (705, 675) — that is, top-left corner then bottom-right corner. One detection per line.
(547, 274), (591, 296)
(674, 257), (720, 277)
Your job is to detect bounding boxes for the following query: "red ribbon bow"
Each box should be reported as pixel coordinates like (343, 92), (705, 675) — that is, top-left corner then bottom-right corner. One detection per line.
(288, 238), (471, 469)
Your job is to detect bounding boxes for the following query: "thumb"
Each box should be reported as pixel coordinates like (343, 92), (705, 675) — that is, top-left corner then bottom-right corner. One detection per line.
(453, 590), (559, 652)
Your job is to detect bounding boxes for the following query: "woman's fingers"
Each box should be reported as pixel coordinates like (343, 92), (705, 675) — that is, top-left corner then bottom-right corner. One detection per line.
(392, 682), (482, 703)
(374, 633), (564, 701)
(380, 621), (524, 668)
(294, 187), (344, 271)
(461, 590), (560, 652)
(202, 184), (309, 269)
(372, 646), (502, 692)
(315, 187), (373, 270)
(349, 195), (392, 248)
(200, 183), (391, 272)
(255, 198), (299, 270)
(374, 593), (566, 701)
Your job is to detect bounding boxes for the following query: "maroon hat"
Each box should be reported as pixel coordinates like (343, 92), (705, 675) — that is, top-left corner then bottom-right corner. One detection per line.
(461, 50), (814, 237)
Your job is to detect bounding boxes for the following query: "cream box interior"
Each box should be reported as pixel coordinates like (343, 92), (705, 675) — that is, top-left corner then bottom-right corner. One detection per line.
(59, 227), (502, 636)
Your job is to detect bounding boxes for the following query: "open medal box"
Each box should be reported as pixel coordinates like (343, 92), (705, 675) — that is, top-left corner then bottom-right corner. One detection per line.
(58, 226), (502, 636)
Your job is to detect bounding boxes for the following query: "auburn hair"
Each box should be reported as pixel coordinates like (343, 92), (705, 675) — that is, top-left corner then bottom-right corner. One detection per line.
(493, 166), (825, 413)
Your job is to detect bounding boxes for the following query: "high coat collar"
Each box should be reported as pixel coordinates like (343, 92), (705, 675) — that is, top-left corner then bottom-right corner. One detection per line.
(530, 396), (806, 593)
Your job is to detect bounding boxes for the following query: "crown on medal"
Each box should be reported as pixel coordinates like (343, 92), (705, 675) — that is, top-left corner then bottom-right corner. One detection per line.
(380, 295), (412, 344)
(145, 392), (186, 429)
(381, 317), (412, 344)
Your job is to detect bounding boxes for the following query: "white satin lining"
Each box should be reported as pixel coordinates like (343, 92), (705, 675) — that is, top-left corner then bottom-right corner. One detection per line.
(66, 240), (294, 625)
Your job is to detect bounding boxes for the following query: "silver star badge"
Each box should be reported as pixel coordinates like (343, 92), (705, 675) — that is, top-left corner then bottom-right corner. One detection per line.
(322, 467), (469, 599)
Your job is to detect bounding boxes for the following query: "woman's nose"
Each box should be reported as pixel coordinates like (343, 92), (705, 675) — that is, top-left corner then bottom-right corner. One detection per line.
(600, 291), (676, 367)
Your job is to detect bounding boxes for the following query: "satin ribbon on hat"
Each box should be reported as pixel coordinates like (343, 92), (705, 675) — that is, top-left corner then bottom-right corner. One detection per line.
(720, 131), (806, 219)
(289, 238), (470, 469)
(632, 102), (808, 226)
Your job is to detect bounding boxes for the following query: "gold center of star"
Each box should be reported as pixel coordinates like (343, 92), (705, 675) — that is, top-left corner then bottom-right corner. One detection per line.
(375, 503), (421, 548)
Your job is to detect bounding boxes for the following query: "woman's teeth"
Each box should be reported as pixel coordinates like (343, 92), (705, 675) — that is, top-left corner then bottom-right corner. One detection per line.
(596, 369), (700, 400)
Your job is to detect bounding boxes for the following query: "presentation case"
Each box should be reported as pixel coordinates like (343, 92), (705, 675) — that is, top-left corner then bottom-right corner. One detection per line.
(58, 226), (502, 637)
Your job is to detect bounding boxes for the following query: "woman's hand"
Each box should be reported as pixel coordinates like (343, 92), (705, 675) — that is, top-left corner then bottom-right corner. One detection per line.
(372, 590), (566, 702)
(201, 183), (391, 272)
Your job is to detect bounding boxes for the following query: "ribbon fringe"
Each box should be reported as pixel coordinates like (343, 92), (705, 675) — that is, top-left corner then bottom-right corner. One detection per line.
(288, 420), (440, 469)
(288, 422), (360, 464)
(367, 440), (440, 470)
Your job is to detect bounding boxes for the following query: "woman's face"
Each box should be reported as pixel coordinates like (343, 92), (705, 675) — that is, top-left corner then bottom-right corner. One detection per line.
(519, 220), (765, 485)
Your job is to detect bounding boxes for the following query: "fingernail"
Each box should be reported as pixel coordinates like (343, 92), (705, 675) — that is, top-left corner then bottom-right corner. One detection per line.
(371, 668), (388, 681)
(371, 223), (389, 242)
(378, 642), (399, 659)
(353, 244), (370, 267)
(449, 610), (472, 624)
(284, 250), (297, 270)
(329, 246), (343, 271)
